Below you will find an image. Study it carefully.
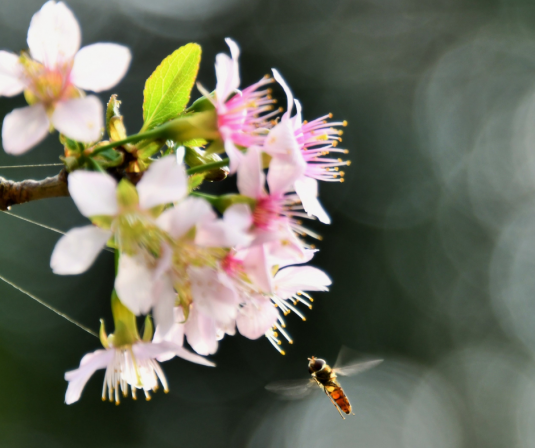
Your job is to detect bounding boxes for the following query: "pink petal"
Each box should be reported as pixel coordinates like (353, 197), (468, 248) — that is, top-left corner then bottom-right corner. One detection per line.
(184, 305), (219, 355)
(27, 1), (81, 69)
(68, 171), (118, 217)
(64, 348), (113, 404)
(115, 254), (155, 315)
(294, 177), (331, 224)
(51, 96), (103, 143)
(0, 51), (25, 97)
(50, 225), (111, 275)
(2, 104), (49, 155)
(71, 43), (131, 92)
(215, 38), (240, 104)
(242, 245), (272, 292)
(188, 266), (238, 325)
(237, 146), (264, 198)
(272, 69), (294, 118)
(236, 296), (279, 340)
(137, 155), (187, 210)
(157, 197), (215, 239)
(274, 266), (331, 299)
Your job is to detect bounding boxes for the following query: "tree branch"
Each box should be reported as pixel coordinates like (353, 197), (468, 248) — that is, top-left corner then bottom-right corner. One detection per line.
(0, 169), (69, 210)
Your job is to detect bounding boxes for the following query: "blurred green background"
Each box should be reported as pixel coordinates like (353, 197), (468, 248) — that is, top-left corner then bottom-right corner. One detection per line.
(3, 0), (535, 447)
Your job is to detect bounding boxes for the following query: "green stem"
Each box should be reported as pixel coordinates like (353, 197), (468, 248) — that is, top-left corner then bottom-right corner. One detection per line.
(186, 158), (229, 175)
(190, 191), (219, 204)
(88, 158), (106, 173)
(91, 127), (164, 156)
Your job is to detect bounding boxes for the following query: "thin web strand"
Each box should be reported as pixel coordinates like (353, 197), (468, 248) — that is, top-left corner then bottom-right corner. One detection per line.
(0, 163), (64, 169)
(2, 211), (113, 253)
(0, 273), (98, 338)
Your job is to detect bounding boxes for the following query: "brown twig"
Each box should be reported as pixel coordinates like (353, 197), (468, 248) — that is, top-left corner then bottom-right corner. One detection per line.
(0, 169), (69, 210)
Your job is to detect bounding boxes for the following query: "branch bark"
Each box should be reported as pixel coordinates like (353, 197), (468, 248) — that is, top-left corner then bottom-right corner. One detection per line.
(0, 169), (69, 210)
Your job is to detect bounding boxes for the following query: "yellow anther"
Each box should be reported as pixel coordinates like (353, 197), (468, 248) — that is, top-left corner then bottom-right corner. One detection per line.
(340, 171), (345, 176)
(344, 149), (349, 154)
(338, 130), (344, 135)
(273, 332), (279, 337)
(281, 350), (286, 355)
(332, 141), (338, 147)
(302, 317), (307, 322)
(328, 113), (333, 118)
(289, 340), (294, 344)
(342, 120), (348, 126)
(340, 178), (345, 183)
(277, 340), (282, 345)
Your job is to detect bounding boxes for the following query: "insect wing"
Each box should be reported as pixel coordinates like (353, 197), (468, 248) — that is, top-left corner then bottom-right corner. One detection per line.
(265, 378), (317, 400)
(334, 359), (383, 377)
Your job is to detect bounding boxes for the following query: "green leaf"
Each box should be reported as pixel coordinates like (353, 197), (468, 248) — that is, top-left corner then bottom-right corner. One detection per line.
(188, 172), (206, 192)
(142, 43), (202, 132)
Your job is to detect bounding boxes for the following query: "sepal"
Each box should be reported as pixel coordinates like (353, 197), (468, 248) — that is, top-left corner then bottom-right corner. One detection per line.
(110, 291), (140, 347)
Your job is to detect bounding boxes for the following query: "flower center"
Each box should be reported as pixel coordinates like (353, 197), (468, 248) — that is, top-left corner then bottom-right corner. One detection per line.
(253, 195), (283, 230)
(22, 58), (76, 107)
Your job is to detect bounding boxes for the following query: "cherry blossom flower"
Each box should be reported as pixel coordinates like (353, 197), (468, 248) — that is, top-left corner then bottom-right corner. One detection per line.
(50, 156), (187, 276)
(199, 38), (278, 173)
(0, 1), (131, 154)
(262, 69), (350, 224)
(65, 339), (213, 404)
(237, 145), (321, 255)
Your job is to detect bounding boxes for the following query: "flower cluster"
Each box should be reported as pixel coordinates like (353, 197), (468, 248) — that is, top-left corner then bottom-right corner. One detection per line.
(0, 2), (350, 404)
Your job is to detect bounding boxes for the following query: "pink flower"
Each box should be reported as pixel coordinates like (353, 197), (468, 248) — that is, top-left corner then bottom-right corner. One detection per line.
(199, 38), (278, 173)
(262, 69), (349, 224)
(0, 1), (131, 154)
(237, 145), (320, 259)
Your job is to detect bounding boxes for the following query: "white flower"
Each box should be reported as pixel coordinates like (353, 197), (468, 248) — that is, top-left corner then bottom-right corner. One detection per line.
(64, 339), (214, 404)
(0, 1), (131, 154)
(50, 156), (187, 276)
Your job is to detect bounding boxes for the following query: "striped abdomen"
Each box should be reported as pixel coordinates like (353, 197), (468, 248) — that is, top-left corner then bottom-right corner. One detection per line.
(325, 381), (352, 414)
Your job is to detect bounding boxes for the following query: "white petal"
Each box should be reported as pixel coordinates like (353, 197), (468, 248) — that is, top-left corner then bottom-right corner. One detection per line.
(294, 177), (331, 224)
(115, 254), (155, 315)
(71, 43), (131, 92)
(188, 266), (238, 325)
(265, 121), (306, 194)
(236, 297), (279, 340)
(224, 139), (243, 175)
(27, 1), (81, 69)
(51, 96), (103, 143)
(196, 204), (252, 248)
(215, 38), (240, 104)
(237, 146), (264, 198)
(157, 197), (215, 239)
(184, 305), (219, 356)
(152, 275), (177, 338)
(137, 155), (187, 210)
(2, 104), (49, 155)
(274, 266), (331, 299)
(292, 99), (303, 130)
(0, 51), (25, 97)
(243, 245), (272, 292)
(172, 345), (216, 367)
(64, 348), (113, 404)
(50, 226), (111, 275)
(272, 69), (294, 118)
(68, 171), (118, 217)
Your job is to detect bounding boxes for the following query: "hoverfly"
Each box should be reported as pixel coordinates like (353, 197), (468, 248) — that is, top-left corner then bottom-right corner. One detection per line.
(266, 352), (383, 419)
